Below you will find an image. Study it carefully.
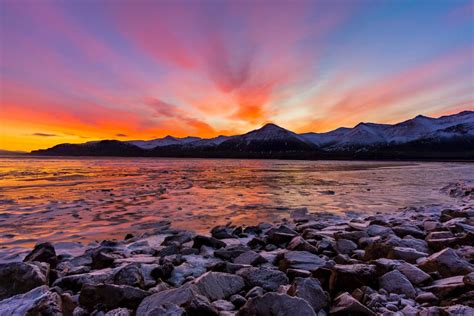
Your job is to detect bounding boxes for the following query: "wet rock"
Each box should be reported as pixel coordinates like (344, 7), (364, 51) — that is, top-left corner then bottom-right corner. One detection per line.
(330, 292), (375, 316)
(79, 283), (149, 311)
(279, 251), (327, 271)
(288, 277), (329, 312)
(0, 285), (62, 315)
(193, 271), (245, 301)
(113, 263), (145, 289)
(193, 235), (226, 249)
(0, 261), (49, 299)
(136, 284), (199, 315)
(335, 239), (358, 255)
(418, 248), (474, 277)
(233, 250), (267, 266)
(267, 225), (299, 245)
(212, 299), (235, 311)
(237, 267), (289, 291)
(238, 292), (316, 316)
(397, 262), (431, 285)
(329, 264), (377, 294)
(23, 242), (58, 267)
(387, 246), (428, 263)
(379, 270), (416, 298)
(89, 246), (124, 270)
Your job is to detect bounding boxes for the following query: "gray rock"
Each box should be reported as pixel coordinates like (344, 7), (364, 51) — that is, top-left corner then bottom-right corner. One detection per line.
(146, 303), (185, 316)
(397, 262), (431, 285)
(422, 275), (466, 298)
(392, 225), (425, 239)
(463, 272), (474, 286)
(245, 286), (264, 299)
(288, 277), (329, 312)
(0, 285), (62, 316)
(237, 292), (316, 316)
(287, 236), (318, 254)
(366, 225), (394, 237)
(104, 308), (133, 316)
(335, 239), (358, 255)
(215, 245), (250, 261)
(418, 248), (474, 277)
(53, 267), (117, 292)
(212, 299), (235, 311)
(186, 294), (219, 315)
(193, 235), (226, 249)
(442, 305), (474, 316)
(233, 250), (267, 266)
(279, 251), (327, 271)
(329, 264), (377, 294)
(79, 283), (150, 310)
(168, 255), (220, 286)
(114, 263), (145, 288)
(23, 242), (57, 267)
(237, 267), (289, 291)
(0, 262), (49, 300)
(137, 284), (199, 315)
(230, 294), (247, 308)
(387, 247), (428, 263)
(330, 292), (375, 315)
(415, 292), (438, 304)
(193, 272), (245, 301)
(379, 270), (416, 298)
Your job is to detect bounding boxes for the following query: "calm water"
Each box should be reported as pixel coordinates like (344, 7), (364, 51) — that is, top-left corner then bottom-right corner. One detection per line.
(0, 157), (472, 261)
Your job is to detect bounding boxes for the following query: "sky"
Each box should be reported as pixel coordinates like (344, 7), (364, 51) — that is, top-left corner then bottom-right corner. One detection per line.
(0, 0), (473, 151)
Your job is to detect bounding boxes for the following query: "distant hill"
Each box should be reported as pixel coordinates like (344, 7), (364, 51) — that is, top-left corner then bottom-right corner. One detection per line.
(0, 149), (28, 156)
(31, 110), (474, 160)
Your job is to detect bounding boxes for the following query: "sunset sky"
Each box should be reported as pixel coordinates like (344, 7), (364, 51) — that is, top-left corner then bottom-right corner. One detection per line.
(1, 0), (473, 151)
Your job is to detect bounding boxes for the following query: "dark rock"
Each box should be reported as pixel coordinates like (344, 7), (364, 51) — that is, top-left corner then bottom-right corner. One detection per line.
(329, 264), (377, 294)
(90, 246), (123, 270)
(245, 286), (264, 299)
(0, 285), (62, 315)
(79, 283), (149, 311)
(387, 246), (428, 263)
(392, 225), (425, 239)
(288, 277), (329, 312)
(335, 230), (368, 242)
(211, 226), (235, 239)
(233, 250), (267, 266)
(159, 244), (181, 257)
(286, 268), (312, 279)
(279, 251), (327, 271)
(422, 275), (467, 298)
(114, 263), (145, 288)
(230, 294), (247, 308)
(397, 262), (431, 285)
(193, 235), (226, 249)
(379, 270), (416, 298)
(237, 267), (289, 291)
(185, 294), (219, 315)
(53, 268), (116, 293)
(287, 236), (318, 254)
(24, 242), (58, 267)
(151, 262), (174, 280)
(104, 307), (133, 316)
(163, 231), (195, 246)
(0, 261), (49, 300)
(193, 271), (245, 301)
(366, 225), (393, 237)
(335, 239), (358, 255)
(463, 272), (474, 286)
(418, 247), (474, 277)
(136, 284), (199, 315)
(247, 237), (266, 250)
(267, 225), (299, 245)
(211, 299), (235, 311)
(415, 292), (438, 304)
(330, 292), (375, 315)
(237, 292), (316, 316)
(215, 245), (251, 260)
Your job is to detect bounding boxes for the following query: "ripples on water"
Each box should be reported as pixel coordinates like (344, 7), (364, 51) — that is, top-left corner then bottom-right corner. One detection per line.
(0, 157), (472, 261)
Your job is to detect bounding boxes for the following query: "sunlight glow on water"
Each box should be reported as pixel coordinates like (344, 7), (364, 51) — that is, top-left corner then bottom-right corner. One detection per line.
(0, 157), (472, 261)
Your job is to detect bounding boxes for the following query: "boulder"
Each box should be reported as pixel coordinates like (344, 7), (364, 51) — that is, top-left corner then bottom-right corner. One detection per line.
(211, 299), (235, 311)
(418, 248), (473, 277)
(237, 292), (316, 316)
(288, 277), (329, 312)
(53, 267), (116, 292)
(237, 267), (289, 291)
(193, 272), (245, 301)
(162, 231), (194, 246)
(287, 236), (318, 254)
(79, 283), (149, 311)
(114, 263), (145, 288)
(233, 250), (267, 266)
(422, 275), (466, 298)
(366, 225), (393, 237)
(329, 264), (377, 294)
(0, 262), (49, 300)
(211, 226), (235, 239)
(0, 285), (62, 315)
(193, 235), (226, 249)
(387, 246), (428, 263)
(185, 294), (219, 315)
(397, 262), (431, 285)
(168, 255), (220, 286)
(379, 270), (416, 298)
(335, 239), (358, 255)
(392, 225), (425, 239)
(279, 251), (327, 271)
(136, 284), (199, 315)
(330, 292), (375, 315)
(23, 242), (57, 267)
(215, 245), (250, 261)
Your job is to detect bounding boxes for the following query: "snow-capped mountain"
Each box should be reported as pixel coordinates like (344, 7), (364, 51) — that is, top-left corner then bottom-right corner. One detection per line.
(32, 110), (474, 159)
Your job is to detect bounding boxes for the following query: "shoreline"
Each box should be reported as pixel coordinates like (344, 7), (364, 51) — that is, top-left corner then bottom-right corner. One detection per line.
(0, 185), (472, 315)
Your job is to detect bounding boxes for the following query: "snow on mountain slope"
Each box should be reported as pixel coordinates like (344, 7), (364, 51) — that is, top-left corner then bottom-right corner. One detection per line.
(185, 135), (232, 148)
(300, 127), (351, 147)
(128, 136), (201, 149)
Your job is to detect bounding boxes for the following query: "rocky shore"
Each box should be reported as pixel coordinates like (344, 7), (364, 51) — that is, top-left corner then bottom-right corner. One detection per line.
(0, 196), (473, 315)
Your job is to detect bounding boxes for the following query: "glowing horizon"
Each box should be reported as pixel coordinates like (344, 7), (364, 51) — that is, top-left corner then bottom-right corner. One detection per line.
(1, 0), (473, 151)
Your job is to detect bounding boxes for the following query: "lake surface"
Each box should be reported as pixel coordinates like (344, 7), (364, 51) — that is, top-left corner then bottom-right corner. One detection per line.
(0, 157), (472, 262)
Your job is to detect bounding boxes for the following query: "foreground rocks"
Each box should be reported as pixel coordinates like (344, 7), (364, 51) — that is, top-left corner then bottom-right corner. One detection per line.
(0, 201), (473, 315)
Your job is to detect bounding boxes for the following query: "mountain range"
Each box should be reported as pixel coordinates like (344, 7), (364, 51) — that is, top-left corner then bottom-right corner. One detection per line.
(31, 110), (474, 160)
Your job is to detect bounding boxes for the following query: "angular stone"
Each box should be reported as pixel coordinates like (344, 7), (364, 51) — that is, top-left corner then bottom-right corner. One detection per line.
(53, 267), (116, 292)
(366, 225), (394, 237)
(335, 239), (358, 255)
(168, 255), (220, 286)
(237, 267), (289, 291)
(233, 250), (267, 266)
(193, 235), (226, 249)
(415, 292), (438, 304)
(215, 245), (251, 260)
(186, 294), (219, 315)
(114, 263), (145, 289)
(397, 262), (431, 285)
(418, 248), (474, 277)
(379, 270), (416, 298)
(329, 264), (377, 294)
(211, 299), (235, 311)
(230, 294), (247, 308)
(387, 246), (428, 263)
(422, 275), (466, 298)
(137, 284), (199, 315)
(279, 251), (327, 271)
(392, 225), (425, 239)
(163, 231), (195, 246)
(24, 242), (58, 267)
(330, 292), (375, 316)
(287, 236), (318, 254)
(0, 262), (49, 300)
(238, 292), (316, 316)
(0, 285), (62, 315)
(193, 272), (245, 301)
(463, 272), (474, 286)
(104, 308), (133, 316)
(79, 283), (149, 310)
(288, 277), (329, 312)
